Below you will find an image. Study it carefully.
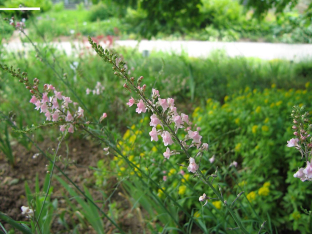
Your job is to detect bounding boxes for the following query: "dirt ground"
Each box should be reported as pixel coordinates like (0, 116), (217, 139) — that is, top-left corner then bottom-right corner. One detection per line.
(0, 137), (145, 233)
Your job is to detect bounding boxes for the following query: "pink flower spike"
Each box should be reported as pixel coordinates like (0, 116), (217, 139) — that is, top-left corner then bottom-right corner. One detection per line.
(287, 138), (299, 147)
(30, 95), (38, 104)
(54, 90), (63, 100)
(136, 100), (146, 114)
(202, 143), (209, 151)
(45, 111), (51, 121)
(150, 114), (161, 127)
(68, 124), (74, 133)
(181, 113), (189, 124)
(65, 111), (73, 122)
(187, 157), (199, 173)
(149, 127), (158, 142)
(127, 97), (135, 107)
(209, 155), (215, 163)
(303, 160), (312, 179)
(163, 147), (171, 159)
(170, 106), (178, 115)
(52, 111), (59, 122)
(163, 176), (167, 181)
(100, 113), (107, 122)
(42, 93), (49, 103)
(161, 131), (174, 146)
(158, 98), (169, 111)
(60, 125), (66, 132)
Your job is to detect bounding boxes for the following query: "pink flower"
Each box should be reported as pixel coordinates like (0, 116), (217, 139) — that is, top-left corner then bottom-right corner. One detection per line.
(163, 176), (167, 181)
(181, 113), (189, 124)
(60, 125), (66, 132)
(42, 93), (49, 103)
(65, 111), (73, 122)
(287, 138), (299, 147)
(152, 89), (160, 97)
(179, 170), (185, 176)
(100, 113), (107, 122)
(167, 98), (174, 107)
(45, 111), (51, 121)
(30, 95), (38, 104)
(199, 193), (207, 202)
(52, 98), (59, 109)
(230, 161), (238, 167)
(52, 111), (59, 122)
(161, 131), (174, 146)
(187, 157), (198, 173)
(209, 155), (215, 163)
(35, 101), (42, 110)
(68, 124), (74, 133)
(303, 160), (312, 179)
(163, 147), (171, 159)
(158, 98), (169, 111)
(170, 106), (178, 115)
(40, 103), (48, 113)
(136, 100), (146, 114)
(47, 84), (55, 90)
(77, 107), (84, 118)
(149, 127), (158, 142)
(294, 168), (306, 181)
(63, 96), (72, 107)
(103, 147), (109, 151)
(54, 90), (63, 100)
(150, 114), (161, 127)
(127, 97), (135, 107)
(86, 88), (91, 95)
(173, 115), (183, 128)
(202, 143), (209, 151)
(188, 130), (202, 144)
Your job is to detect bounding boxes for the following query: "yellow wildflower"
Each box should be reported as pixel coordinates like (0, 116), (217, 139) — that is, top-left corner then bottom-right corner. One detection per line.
(275, 101), (282, 106)
(117, 160), (124, 166)
(178, 185), (187, 195)
(252, 125), (258, 134)
(264, 99), (269, 104)
(208, 110), (213, 115)
(113, 156), (119, 161)
(212, 201), (222, 209)
(305, 82), (310, 88)
(271, 83), (276, 88)
(182, 174), (190, 183)
(299, 103), (304, 107)
(123, 129), (130, 140)
(270, 103), (275, 108)
(255, 106), (261, 113)
(120, 167), (126, 172)
(168, 168), (176, 176)
(131, 125), (135, 130)
(303, 90), (307, 94)
(129, 135), (136, 143)
(264, 118), (269, 123)
(198, 117), (202, 122)
(253, 89), (257, 94)
(194, 211), (200, 218)
(263, 182), (271, 187)
(291, 211), (301, 220)
(247, 191), (256, 202)
(140, 152), (145, 157)
(235, 143), (242, 152)
(128, 155), (134, 161)
(262, 125), (269, 132)
(157, 187), (165, 198)
(235, 118), (240, 125)
(206, 98), (212, 104)
(152, 146), (157, 152)
(244, 87), (250, 93)
(238, 181), (247, 187)
(224, 95), (229, 102)
(258, 187), (269, 196)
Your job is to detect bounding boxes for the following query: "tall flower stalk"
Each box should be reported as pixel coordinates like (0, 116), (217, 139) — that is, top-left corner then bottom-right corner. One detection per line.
(89, 37), (250, 233)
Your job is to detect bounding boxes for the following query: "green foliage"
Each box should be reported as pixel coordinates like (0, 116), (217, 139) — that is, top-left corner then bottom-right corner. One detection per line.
(193, 85), (312, 232)
(88, 3), (113, 22)
(52, 2), (64, 12)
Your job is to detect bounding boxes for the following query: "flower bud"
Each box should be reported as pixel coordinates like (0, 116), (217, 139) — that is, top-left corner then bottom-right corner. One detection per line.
(294, 132), (298, 136)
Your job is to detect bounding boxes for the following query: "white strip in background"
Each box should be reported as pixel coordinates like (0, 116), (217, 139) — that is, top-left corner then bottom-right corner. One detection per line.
(0, 8), (40, 10)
